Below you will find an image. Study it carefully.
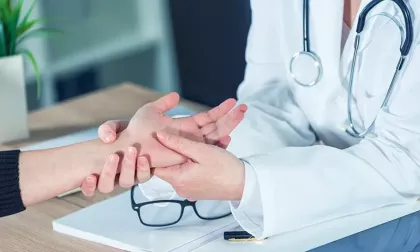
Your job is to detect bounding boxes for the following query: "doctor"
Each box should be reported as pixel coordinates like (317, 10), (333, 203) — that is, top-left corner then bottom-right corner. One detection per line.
(86, 0), (420, 239)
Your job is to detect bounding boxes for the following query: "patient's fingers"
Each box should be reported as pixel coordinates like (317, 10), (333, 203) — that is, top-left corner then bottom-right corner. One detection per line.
(136, 156), (151, 183)
(98, 154), (119, 194)
(216, 136), (231, 149)
(200, 123), (217, 136)
(148, 92), (180, 113)
(81, 175), (98, 197)
(204, 104), (247, 143)
(98, 120), (129, 143)
(119, 147), (137, 188)
(192, 98), (237, 127)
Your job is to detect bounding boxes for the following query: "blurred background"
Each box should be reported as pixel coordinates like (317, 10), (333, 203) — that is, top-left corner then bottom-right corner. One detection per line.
(22, 0), (252, 111)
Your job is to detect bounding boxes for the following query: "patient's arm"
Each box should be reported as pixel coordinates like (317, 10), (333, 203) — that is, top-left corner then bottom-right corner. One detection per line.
(17, 139), (122, 207)
(80, 97), (247, 196)
(1, 92), (246, 218)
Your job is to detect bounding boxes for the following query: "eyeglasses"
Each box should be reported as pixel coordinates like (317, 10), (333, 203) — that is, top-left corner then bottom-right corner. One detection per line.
(130, 185), (232, 227)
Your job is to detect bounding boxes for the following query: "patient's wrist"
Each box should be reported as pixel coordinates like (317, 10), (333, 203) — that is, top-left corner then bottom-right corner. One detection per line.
(89, 130), (144, 174)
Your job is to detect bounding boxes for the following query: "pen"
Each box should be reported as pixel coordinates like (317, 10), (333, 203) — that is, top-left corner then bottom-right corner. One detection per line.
(224, 231), (266, 242)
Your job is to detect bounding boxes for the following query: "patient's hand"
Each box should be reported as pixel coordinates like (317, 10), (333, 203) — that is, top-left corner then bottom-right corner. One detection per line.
(80, 92), (247, 196)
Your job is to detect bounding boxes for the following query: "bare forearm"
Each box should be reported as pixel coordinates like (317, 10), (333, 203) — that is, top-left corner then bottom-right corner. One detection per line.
(19, 139), (116, 206)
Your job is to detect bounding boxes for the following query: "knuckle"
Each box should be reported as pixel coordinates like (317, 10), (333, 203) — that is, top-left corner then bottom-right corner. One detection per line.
(137, 174), (151, 184)
(119, 176), (134, 189)
(99, 186), (113, 194)
(122, 162), (133, 172)
(120, 181), (133, 189)
(103, 169), (115, 178)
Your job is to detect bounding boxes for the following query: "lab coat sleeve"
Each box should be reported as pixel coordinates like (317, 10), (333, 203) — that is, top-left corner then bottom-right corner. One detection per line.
(230, 49), (420, 239)
(227, 0), (318, 230)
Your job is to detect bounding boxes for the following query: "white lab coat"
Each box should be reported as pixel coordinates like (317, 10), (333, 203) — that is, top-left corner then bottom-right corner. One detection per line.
(140, 0), (420, 239)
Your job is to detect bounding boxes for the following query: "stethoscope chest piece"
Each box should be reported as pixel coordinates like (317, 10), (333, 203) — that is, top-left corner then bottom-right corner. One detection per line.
(289, 51), (323, 87)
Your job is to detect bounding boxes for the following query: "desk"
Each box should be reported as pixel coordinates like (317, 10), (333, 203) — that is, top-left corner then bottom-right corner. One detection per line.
(0, 83), (208, 252)
(3, 83), (420, 252)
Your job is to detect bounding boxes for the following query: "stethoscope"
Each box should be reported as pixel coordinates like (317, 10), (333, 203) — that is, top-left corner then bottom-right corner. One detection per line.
(289, 0), (414, 138)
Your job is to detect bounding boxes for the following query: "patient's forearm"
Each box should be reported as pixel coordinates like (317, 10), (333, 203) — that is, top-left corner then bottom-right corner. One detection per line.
(18, 139), (116, 207)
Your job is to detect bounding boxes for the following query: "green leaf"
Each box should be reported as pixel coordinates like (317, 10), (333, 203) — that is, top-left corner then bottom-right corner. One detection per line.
(19, 0), (36, 27)
(16, 27), (60, 47)
(20, 49), (41, 98)
(8, 0), (22, 54)
(0, 0), (7, 9)
(0, 4), (11, 54)
(0, 20), (5, 56)
(17, 17), (46, 37)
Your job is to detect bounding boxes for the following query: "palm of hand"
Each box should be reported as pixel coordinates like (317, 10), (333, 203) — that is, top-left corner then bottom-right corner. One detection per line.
(122, 95), (243, 168)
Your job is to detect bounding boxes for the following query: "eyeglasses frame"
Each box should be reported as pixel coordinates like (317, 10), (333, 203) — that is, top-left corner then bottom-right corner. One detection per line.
(130, 185), (232, 227)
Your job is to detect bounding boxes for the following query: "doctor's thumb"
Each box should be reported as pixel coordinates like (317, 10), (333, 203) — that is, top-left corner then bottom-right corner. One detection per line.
(156, 132), (204, 161)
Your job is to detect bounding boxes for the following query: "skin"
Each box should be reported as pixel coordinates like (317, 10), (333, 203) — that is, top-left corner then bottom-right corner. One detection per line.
(154, 131), (245, 201)
(18, 93), (247, 206)
(80, 1), (363, 200)
(80, 94), (247, 196)
(343, 0), (361, 29)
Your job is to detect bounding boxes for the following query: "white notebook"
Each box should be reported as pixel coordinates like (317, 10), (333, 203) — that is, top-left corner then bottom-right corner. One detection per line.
(53, 189), (239, 252)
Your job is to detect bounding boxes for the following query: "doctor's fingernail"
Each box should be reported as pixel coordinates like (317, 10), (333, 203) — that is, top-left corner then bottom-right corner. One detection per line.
(109, 153), (118, 162)
(129, 147), (137, 160)
(87, 176), (95, 183)
(104, 134), (111, 143)
(139, 157), (148, 170)
(156, 132), (165, 140)
(129, 147), (136, 154)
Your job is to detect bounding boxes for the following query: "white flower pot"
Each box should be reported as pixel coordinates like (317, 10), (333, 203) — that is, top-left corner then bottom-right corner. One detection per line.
(0, 55), (29, 144)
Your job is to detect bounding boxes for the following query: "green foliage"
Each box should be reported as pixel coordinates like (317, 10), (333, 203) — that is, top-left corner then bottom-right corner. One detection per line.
(0, 0), (59, 98)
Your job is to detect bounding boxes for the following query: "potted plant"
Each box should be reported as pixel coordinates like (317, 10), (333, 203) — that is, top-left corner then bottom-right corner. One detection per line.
(0, 0), (54, 143)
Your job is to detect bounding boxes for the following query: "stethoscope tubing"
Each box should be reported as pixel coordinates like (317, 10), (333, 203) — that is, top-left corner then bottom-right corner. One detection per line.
(289, 0), (414, 138)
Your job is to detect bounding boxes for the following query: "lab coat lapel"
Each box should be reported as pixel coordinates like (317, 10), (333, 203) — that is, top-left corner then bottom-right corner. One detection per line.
(340, 0), (398, 130)
(340, 0), (396, 85)
(310, 0), (344, 83)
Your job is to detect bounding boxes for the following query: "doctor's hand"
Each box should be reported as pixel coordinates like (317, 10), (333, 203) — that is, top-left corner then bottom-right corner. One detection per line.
(152, 132), (246, 201)
(80, 93), (247, 196)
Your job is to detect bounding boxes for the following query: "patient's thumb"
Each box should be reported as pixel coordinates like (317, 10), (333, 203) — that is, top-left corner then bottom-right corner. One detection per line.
(150, 92), (180, 113)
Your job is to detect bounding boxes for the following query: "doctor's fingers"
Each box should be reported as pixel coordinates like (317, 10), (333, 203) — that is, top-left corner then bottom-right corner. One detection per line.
(81, 175), (98, 197)
(192, 98), (237, 127)
(153, 165), (191, 198)
(215, 136), (231, 149)
(156, 131), (211, 162)
(118, 147), (138, 188)
(97, 153), (120, 194)
(201, 104), (247, 144)
(118, 148), (152, 187)
(98, 120), (129, 144)
(136, 156), (152, 184)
